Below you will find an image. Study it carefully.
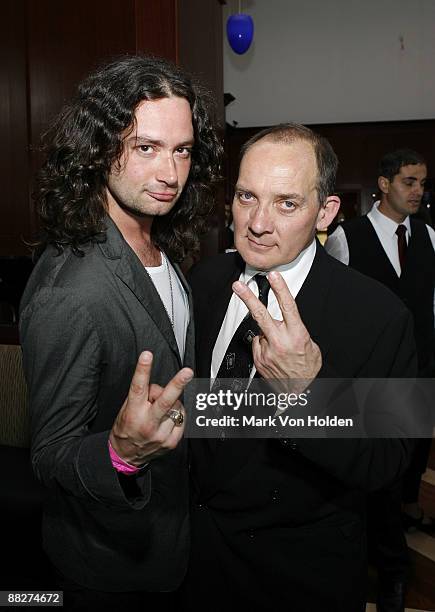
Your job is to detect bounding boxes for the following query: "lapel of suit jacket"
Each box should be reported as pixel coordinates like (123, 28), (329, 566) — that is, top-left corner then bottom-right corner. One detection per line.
(363, 217), (401, 280)
(99, 216), (182, 365)
(191, 252), (254, 499)
(295, 240), (333, 366)
(197, 252), (245, 378)
(173, 261), (195, 370)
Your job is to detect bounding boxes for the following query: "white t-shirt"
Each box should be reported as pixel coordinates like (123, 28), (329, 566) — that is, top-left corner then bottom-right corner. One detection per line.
(145, 252), (189, 360)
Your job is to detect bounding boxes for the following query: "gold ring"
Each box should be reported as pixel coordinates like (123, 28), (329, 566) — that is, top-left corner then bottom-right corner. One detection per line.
(167, 408), (184, 426)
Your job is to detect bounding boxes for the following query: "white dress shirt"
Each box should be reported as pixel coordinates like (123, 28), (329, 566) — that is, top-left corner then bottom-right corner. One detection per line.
(324, 201), (435, 317)
(211, 240), (317, 379)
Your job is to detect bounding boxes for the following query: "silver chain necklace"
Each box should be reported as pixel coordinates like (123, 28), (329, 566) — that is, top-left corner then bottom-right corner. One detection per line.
(163, 253), (175, 328)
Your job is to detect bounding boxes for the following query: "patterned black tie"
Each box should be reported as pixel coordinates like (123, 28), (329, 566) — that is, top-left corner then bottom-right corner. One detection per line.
(216, 273), (271, 381)
(396, 224), (408, 271)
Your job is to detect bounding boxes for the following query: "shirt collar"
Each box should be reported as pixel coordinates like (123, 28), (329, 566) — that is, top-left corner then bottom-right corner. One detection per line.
(241, 239), (317, 297)
(369, 201), (412, 236)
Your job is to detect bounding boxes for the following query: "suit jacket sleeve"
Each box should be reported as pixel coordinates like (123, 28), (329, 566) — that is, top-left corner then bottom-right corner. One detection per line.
(293, 304), (417, 492)
(20, 286), (152, 510)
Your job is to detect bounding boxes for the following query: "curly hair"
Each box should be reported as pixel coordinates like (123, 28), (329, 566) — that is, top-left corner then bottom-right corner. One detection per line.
(34, 55), (222, 262)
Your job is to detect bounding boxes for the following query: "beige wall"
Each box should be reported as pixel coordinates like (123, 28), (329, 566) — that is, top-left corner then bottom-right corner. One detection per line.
(223, 0), (435, 126)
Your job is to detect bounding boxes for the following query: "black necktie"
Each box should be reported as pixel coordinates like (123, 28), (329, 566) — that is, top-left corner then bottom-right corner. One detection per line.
(396, 224), (407, 271)
(216, 273), (271, 381)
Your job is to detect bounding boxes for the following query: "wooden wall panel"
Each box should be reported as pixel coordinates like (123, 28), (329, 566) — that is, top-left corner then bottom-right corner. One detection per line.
(135, 0), (177, 61)
(178, 0), (225, 257)
(177, 0), (224, 124)
(0, 1), (30, 256)
(27, 0), (137, 145)
(26, 0), (138, 223)
(1, 0), (224, 257)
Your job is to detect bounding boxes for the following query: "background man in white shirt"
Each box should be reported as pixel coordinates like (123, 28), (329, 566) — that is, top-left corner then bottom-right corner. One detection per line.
(325, 150), (435, 356)
(326, 149), (435, 610)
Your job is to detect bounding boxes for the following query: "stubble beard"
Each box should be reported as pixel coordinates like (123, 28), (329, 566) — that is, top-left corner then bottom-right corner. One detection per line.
(112, 187), (180, 219)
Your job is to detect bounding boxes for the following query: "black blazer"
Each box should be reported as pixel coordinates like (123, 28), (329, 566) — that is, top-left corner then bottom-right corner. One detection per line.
(186, 243), (416, 611)
(20, 217), (194, 592)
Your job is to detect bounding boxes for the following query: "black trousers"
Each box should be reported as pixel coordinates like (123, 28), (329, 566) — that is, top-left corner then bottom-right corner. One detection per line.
(51, 564), (179, 612)
(402, 438), (432, 503)
(367, 481), (409, 582)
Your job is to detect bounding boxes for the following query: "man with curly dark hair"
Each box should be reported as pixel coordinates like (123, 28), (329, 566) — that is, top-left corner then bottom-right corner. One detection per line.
(19, 55), (221, 610)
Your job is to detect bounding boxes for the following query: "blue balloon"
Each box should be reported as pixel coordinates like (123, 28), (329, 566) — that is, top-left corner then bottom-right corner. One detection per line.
(226, 14), (254, 55)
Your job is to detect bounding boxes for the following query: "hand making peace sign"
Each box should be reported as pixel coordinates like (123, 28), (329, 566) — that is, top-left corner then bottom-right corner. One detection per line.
(232, 271), (322, 387)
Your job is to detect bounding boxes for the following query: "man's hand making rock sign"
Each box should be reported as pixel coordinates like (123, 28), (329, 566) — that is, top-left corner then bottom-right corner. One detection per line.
(233, 270), (322, 390)
(109, 351), (193, 467)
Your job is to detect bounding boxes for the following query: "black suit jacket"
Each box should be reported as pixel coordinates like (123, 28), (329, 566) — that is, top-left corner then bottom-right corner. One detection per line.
(186, 243), (416, 611)
(19, 217), (194, 592)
